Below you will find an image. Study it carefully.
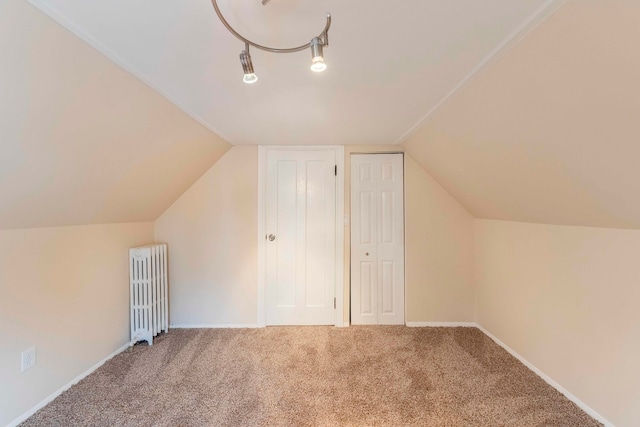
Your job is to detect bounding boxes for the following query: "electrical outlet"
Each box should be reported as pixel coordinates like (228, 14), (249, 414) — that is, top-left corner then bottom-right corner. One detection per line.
(21, 347), (36, 372)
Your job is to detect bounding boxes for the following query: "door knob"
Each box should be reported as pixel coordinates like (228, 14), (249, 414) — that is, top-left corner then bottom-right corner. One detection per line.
(268, 234), (276, 241)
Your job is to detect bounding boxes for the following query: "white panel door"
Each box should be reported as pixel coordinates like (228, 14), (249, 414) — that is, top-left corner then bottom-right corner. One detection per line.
(351, 154), (404, 325)
(266, 149), (336, 325)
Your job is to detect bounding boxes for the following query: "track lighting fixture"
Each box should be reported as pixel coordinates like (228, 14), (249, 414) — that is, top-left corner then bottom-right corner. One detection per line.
(239, 48), (257, 84)
(310, 37), (326, 72)
(211, 0), (331, 83)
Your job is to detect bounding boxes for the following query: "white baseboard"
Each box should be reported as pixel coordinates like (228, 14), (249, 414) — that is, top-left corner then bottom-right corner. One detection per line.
(7, 342), (130, 427)
(171, 323), (350, 328)
(475, 324), (614, 427)
(406, 321), (477, 327)
(170, 324), (260, 329)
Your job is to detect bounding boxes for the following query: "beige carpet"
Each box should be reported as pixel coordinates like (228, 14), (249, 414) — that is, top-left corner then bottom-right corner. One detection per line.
(21, 327), (601, 426)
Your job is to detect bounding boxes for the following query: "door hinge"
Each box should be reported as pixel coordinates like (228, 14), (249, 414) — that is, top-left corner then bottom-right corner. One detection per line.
(334, 165), (337, 176)
(334, 297), (336, 309)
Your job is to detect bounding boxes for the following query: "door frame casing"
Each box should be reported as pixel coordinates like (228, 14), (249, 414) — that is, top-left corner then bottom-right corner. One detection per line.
(257, 146), (345, 327)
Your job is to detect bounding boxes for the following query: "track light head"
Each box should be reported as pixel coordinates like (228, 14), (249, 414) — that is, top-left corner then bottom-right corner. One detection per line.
(310, 37), (327, 72)
(239, 50), (258, 84)
(212, 0), (331, 82)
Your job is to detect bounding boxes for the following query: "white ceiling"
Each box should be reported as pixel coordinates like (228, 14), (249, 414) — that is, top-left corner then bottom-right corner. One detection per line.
(28, 0), (560, 146)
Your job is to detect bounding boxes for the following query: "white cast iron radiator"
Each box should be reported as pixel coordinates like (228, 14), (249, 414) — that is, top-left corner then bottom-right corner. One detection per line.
(129, 244), (169, 345)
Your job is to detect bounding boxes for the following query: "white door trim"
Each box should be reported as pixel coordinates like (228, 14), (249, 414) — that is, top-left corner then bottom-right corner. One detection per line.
(258, 146), (345, 327)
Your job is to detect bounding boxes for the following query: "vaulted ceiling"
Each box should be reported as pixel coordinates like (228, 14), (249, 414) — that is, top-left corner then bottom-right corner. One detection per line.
(403, 0), (640, 229)
(27, 0), (560, 146)
(4, 0), (640, 231)
(0, 0), (229, 230)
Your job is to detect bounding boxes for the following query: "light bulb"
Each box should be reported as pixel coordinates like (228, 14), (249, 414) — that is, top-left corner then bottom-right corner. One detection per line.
(310, 58), (327, 72)
(239, 50), (257, 84)
(243, 73), (258, 84)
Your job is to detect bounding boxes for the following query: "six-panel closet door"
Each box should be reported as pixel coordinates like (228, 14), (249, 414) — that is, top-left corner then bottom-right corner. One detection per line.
(351, 153), (404, 325)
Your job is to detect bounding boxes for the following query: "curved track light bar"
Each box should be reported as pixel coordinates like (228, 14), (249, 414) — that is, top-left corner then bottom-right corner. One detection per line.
(211, 0), (331, 82)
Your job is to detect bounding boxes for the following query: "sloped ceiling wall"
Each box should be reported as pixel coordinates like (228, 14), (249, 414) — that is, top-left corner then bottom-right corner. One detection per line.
(4, 0), (639, 231)
(0, 0), (230, 230)
(403, 0), (640, 230)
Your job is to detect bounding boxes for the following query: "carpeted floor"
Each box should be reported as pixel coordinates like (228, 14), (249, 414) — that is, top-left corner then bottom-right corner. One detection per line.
(21, 326), (601, 426)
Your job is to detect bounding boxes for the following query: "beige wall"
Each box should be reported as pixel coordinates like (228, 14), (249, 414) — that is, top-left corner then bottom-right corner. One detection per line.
(155, 145), (474, 326)
(404, 155), (475, 322)
(475, 219), (640, 427)
(345, 147), (475, 323)
(0, 222), (153, 426)
(154, 146), (259, 326)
